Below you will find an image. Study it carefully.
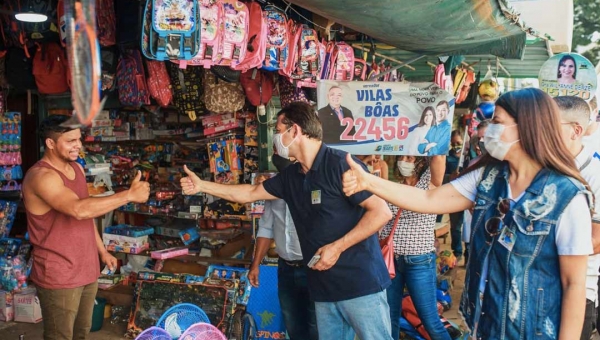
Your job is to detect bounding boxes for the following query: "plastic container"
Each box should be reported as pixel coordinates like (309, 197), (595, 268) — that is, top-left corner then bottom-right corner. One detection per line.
(90, 297), (107, 332)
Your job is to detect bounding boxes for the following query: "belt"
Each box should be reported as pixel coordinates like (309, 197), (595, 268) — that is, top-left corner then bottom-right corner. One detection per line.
(282, 259), (304, 267)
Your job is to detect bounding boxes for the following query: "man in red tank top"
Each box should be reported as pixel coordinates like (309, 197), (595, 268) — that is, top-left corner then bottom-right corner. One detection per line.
(22, 115), (150, 340)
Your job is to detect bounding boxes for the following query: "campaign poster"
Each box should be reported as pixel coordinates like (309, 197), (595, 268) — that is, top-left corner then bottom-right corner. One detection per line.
(316, 80), (455, 155)
(539, 53), (597, 101)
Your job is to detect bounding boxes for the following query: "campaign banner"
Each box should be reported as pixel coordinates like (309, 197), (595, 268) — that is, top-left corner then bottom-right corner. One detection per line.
(539, 53), (597, 101)
(317, 80), (455, 155)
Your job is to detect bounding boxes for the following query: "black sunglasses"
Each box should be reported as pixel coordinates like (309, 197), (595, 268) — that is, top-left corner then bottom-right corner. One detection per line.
(485, 199), (510, 237)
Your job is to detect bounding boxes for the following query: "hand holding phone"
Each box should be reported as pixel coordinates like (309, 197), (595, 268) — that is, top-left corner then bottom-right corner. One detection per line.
(307, 255), (321, 268)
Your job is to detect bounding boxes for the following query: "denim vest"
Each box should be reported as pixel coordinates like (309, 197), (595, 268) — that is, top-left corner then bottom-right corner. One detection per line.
(459, 163), (589, 339)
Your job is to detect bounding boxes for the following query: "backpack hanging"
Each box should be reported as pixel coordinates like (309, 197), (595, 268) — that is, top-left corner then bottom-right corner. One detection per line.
(145, 60), (172, 108)
(184, 0), (222, 68)
(166, 62), (206, 120)
(292, 25), (320, 87)
(215, 0), (249, 68)
(353, 58), (367, 81)
(151, 0), (200, 61)
(203, 70), (245, 114)
(231, 1), (266, 72)
(277, 76), (309, 108)
(329, 42), (354, 81)
(117, 49), (150, 107)
(262, 6), (289, 72)
(240, 68), (274, 107)
(32, 42), (69, 94)
(97, 0), (117, 46)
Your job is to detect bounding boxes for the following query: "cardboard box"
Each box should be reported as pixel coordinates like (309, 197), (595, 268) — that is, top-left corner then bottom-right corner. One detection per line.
(14, 289), (42, 323)
(0, 291), (14, 321)
(103, 234), (148, 247)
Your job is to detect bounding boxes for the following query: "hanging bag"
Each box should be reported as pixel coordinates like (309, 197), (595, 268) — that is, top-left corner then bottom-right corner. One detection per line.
(261, 6), (289, 72)
(145, 60), (172, 107)
(216, 0), (249, 68)
(32, 42), (69, 94)
(203, 70), (245, 113)
(231, 1), (266, 72)
(151, 0), (199, 61)
(379, 210), (402, 279)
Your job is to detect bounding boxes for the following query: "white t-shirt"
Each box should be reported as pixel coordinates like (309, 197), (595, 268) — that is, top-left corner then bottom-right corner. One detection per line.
(451, 167), (593, 256)
(575, 146), (600, 304)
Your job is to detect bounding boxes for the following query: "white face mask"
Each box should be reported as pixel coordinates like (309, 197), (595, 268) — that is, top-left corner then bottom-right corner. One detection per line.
(483, 123), (519, 161)
(273, 127), (297, 159)
(397, 161), (415, 177)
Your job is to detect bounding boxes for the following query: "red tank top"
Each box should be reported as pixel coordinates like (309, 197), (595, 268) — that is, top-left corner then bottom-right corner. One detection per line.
(26, 161), (100, 289)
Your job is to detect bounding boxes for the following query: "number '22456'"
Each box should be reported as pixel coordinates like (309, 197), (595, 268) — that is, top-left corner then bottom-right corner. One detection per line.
(340, 117), (410, 141)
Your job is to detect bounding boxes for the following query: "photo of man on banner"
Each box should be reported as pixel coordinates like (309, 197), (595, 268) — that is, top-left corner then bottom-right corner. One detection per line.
(318, 86), (356, 144)
(316, 80), (454, 155)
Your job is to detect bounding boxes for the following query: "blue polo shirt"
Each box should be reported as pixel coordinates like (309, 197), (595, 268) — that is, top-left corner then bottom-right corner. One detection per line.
(262, 144), (391, 302)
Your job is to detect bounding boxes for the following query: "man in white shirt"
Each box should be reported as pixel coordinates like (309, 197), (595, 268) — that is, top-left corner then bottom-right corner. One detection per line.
(248, 154), (318, 340)
(555, 96), (600, 340)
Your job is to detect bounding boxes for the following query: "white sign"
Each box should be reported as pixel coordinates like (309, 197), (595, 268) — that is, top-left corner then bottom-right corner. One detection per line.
(317, 80), (455, 155)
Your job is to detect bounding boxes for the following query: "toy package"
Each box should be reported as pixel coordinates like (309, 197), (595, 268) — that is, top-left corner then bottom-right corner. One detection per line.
(0, 255), (28, 292)
(104, 224), (155, 237)
(0, 201), (18, 238)
(250, 172), (276, 214)
(204, 265), (251, 306)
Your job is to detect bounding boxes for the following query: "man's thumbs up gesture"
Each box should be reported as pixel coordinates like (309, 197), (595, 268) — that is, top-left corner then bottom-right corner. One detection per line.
(127, 170), (150, 203)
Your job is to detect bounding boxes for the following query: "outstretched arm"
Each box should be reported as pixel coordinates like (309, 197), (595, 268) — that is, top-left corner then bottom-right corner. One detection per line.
(27, 170), (150, 220)
(180, 165), (277, 203)
(342, 154), (471, 214)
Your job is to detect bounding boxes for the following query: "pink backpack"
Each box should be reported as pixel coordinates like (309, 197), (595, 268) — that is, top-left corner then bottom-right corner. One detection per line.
(231, 1), (266, 72)
(293, 25), (320, 87)
(190, 0), (222, 68)
(330, 42), (355, 81)
(279, 20), (301, 78)
(353, 58), (367, 81)
(216, 0), (249, 68)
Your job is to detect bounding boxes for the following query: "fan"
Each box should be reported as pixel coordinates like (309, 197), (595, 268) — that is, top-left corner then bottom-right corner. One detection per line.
(156, 303), (210, 339)
(179, 322), (227, 340)
(135, 326), (172, 340)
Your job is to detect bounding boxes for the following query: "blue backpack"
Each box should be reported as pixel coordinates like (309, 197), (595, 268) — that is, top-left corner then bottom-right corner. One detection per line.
(147, 0), (200, 61)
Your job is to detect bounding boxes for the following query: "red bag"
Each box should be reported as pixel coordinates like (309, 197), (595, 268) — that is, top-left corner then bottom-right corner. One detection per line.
(145, 60), (172, 108)
(379, 211), (402, 279)
(97, 0), (117, 46)
(240, 68), (274, 107)
(32, 42), (69, 94)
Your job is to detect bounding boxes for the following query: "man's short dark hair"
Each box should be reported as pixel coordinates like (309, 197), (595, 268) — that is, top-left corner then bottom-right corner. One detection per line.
(437, 100), (449, 108)
(277, 102), (323, 141)
(39, 115), (77, 144)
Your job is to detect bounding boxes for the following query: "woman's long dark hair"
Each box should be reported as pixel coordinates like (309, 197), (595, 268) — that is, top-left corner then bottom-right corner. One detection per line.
(462, 88), (592, 209)
(417, 106), (436, 127)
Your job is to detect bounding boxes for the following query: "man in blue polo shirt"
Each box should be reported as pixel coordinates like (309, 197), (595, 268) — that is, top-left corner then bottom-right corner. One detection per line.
(180, 102), (394, 340)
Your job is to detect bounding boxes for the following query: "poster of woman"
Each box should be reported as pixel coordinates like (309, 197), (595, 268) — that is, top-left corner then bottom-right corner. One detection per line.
(539, 53), (597, 101)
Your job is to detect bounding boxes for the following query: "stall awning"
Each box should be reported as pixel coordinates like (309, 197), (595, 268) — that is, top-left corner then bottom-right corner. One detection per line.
(286, 0), (536, 59)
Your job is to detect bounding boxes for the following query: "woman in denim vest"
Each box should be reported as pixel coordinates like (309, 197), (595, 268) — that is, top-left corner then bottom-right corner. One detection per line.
(342, 88), (593, 340)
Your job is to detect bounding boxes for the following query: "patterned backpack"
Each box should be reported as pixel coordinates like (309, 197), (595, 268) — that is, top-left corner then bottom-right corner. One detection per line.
(261, 6), (289, 72)
(178, 0), (222, 68)
(117, 50), (150, 107)
(292, 25), (320, 87)
(231, 1), (266, 72)
(97, 0), (117, 46)
(329, 42), (355, 81)
(145, 60), (172, 108)
(149, 0), (200, 61)
(166, 62), (206, 120)
(203, 70), (245, 114)
(216, 0), (249, 68)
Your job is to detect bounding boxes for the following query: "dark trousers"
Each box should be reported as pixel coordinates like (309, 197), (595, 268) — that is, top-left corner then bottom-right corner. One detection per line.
(581, 298), (596, 340)
(37, 281), (98, 340)
(278, 258), (319, 340)
(449, 212), (464, 257)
